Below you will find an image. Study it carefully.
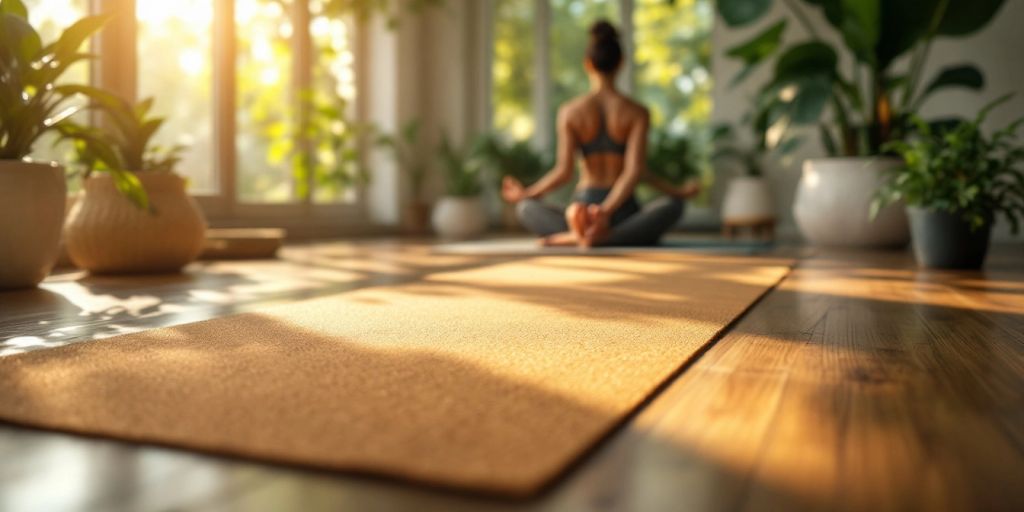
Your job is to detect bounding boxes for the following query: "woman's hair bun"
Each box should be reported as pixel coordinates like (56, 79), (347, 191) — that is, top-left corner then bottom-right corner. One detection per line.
(587, 19), (622, 74)
(589, 20), (619, 43)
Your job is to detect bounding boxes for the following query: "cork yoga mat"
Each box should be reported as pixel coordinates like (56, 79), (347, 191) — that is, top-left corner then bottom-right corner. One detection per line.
(0, 253), (792, 497)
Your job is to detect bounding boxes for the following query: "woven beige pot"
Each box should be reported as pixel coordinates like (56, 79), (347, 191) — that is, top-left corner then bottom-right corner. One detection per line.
(65, 173), (207, 274)
(0, 160), (66, 289)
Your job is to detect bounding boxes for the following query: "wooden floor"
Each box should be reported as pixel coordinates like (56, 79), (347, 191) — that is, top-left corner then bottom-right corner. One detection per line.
(0, 241), (1022, 511)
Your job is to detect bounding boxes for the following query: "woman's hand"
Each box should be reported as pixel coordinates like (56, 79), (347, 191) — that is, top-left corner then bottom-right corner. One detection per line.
(501, 176), (527, 204)
(671, 179), (702, 199)
(581, 205), (611, 248)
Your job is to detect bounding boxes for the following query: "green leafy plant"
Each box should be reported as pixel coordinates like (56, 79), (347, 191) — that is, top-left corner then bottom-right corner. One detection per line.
(474, 133), (549, 187)
(318, 0), (444, 28)
(646, 128), (701, 185)
(436, 134), (483, 198)
(60, 93), (187, 210)
(709, 0), (1006, 156)
(873, 94), (1024, 232)
(0, 0), (109, 160)
(375, 119), (427, 202)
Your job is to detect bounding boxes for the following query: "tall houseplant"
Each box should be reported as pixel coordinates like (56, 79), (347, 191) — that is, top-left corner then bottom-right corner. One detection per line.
(715, 0), (1007, 247)
(62, 93), (207, 274)
(431, 134), (487, 240)
(874, 95), (1024, 268)
(0, 0), (107, 288)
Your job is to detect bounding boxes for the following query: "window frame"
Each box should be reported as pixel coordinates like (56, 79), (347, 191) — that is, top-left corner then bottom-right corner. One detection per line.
(92, 0), (369, 235)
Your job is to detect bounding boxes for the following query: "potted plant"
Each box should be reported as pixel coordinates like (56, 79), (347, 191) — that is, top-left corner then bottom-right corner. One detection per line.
(0, 1), (107, 288)
(431, 134), (487, 240)
(375, 119), (430, 234)
(476, 133), (549, 230)
(61, 93), (207, 274)
(874, 95), (1023, 269)
(715, 0), (1007, 247)
(712, 115), (778, 238)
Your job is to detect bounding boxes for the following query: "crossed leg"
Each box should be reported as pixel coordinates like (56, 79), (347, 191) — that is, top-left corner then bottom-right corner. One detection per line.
(516, 197), (685, 247)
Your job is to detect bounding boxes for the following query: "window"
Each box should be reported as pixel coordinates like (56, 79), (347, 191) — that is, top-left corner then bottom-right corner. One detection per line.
(137, 1), (216, 194)
(491, 0), (536, 141)
(29, 0), (365, 231)
(633, 0), (713, 140)
(236, 0), (296, 204)
(490, 0), (715, 206)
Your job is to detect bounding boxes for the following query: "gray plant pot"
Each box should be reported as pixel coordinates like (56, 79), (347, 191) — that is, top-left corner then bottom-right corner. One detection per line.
(907, 207), (992, 269)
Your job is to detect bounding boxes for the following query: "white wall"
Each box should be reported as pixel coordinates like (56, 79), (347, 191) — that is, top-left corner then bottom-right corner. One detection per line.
(711, 1), (1024, 240)
(362, 0), (488, 225)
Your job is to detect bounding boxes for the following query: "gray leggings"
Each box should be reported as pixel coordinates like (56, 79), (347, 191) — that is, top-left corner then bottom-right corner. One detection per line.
(516, 196), (684, 246)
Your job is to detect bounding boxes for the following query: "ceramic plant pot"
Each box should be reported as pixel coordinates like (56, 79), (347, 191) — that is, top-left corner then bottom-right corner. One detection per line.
(0, 160), (67, 289)
(721, 176), (775, 225)
(793, 157), (910, 248)
(907, 207), (992, 269)
(65, 173), (207, 274)
(431, 196), (488, 240)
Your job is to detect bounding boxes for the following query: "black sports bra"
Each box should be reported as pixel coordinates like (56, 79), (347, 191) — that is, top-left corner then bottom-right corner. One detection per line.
(579, 107), (627, 157)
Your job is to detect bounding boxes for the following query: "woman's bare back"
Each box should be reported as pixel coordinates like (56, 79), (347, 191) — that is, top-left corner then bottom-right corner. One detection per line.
(562, 91), (649, 189)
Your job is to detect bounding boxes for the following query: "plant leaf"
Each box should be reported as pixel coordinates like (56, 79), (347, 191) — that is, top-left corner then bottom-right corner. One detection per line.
(0, 0), (27, 17)
(918, 65), (984, 103)
(836, 0), (880, 65)
(938, 0), (1005, 36)
(773, 42), (838, 84)
(716, 0), (772, 27)
(820, 124), (839, 156)
(41, 13), (111, 62)
(726, 20), (786, 86)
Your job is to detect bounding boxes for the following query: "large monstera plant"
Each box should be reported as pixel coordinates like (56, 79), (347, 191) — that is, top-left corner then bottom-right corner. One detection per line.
(710, 0), (1006, 156)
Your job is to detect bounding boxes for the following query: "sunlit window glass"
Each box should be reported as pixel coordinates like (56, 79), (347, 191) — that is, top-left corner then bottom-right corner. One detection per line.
(634, 0), (714, 200)
(137, 0), (216, 193)
(310, 0), (358, 204)
(236, 0), (295, 204)
(491, 0), (536, 141)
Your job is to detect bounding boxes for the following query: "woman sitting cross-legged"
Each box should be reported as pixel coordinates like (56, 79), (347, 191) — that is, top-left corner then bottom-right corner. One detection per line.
(500, 20), (701, 248)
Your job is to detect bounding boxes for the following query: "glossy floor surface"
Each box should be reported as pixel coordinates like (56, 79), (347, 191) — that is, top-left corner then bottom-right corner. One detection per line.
(0, 241), (1022, 512)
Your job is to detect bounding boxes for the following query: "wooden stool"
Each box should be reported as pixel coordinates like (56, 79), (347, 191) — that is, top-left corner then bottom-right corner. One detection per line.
(722, 217), (776, 241)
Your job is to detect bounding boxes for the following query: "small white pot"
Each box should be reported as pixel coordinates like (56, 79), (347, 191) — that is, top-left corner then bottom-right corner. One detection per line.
(0, 160), (66, 289)
(431, 196), (488, 240)
(65, 173), (207, 274)
(793, 157), (909, 248)
(721, 176), (774, 224)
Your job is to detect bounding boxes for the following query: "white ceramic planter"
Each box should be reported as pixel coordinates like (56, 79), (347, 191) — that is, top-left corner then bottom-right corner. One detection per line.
(793, 157), (909, 248)
(431, 196), (488, 240)
(65, 173), (207, 274)
(0, 160), (67, 289)
(721, 176), (774, 224)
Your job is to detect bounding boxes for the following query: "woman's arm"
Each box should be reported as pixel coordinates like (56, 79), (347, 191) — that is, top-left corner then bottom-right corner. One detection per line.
(523, 107), (578, 199)
(642, 170), (703, 198)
